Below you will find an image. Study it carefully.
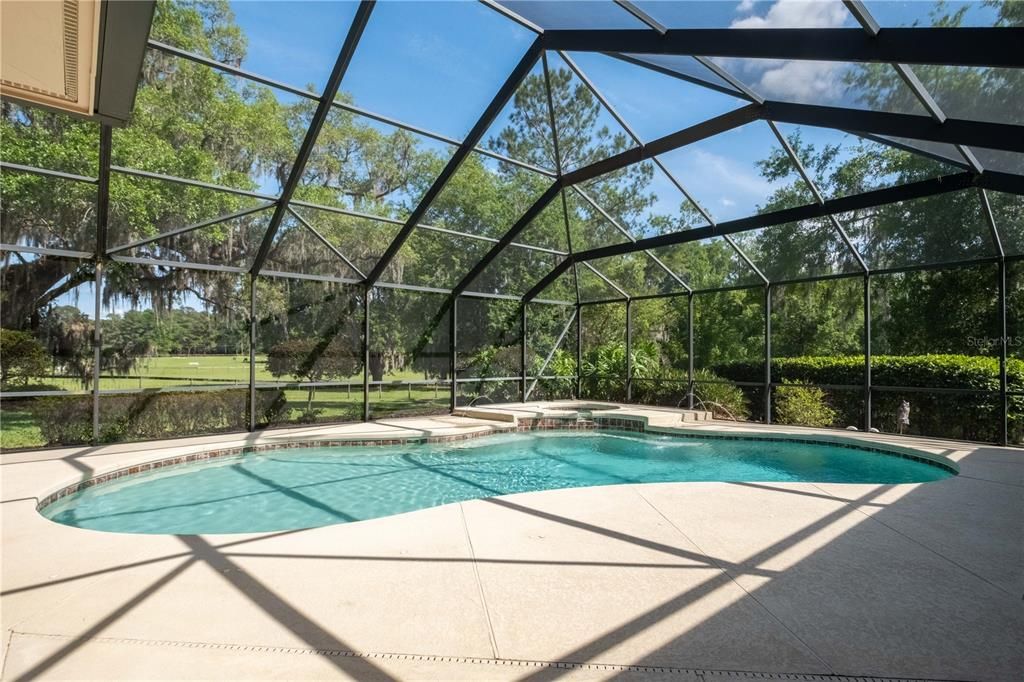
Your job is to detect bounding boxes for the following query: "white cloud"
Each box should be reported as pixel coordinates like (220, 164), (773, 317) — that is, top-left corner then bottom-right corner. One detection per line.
(731, 0), (849, 29)
(723, 1), (851, 104)
(721, 198), (737, 207)
(756, 59), (844, 102)
(687, 148), (774, 202)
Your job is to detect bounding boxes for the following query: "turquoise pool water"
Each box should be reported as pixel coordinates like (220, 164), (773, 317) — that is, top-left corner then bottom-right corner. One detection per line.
(42, 431), (952, 534)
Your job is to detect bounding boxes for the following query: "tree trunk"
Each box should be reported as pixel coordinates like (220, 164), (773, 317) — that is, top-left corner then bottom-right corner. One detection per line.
(1, 258), (91, 331)
(369, 352), (384, 382)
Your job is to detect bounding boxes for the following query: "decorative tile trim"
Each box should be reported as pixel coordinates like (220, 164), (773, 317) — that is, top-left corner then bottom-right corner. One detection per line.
(10, 631), (948, 681)
(645, 427), (960, 474)
(514, 416), (646, 432)
(37, 427), (517, 511)
(37, 413), (955, 512)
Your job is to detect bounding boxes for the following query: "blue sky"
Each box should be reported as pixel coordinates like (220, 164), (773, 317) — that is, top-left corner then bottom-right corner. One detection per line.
(222, 0), (988, 224)
(67, 0), (995, 317)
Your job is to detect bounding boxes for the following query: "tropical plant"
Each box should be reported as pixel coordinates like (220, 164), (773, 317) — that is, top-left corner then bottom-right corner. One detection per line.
(773, 381), (838, 428)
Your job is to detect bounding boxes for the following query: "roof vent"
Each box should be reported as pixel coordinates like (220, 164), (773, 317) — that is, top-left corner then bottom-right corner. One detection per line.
(1, 0), (154, 126)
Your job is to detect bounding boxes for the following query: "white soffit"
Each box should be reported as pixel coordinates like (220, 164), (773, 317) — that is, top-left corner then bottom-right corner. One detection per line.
(1, 0), (102, 117)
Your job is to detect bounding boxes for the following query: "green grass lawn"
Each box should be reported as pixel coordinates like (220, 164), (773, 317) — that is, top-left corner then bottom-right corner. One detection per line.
(1, 357), (453, 450)
(0, 410), (49, 449)
(24, 355), (431, 391)
(36, 355), (423, 390)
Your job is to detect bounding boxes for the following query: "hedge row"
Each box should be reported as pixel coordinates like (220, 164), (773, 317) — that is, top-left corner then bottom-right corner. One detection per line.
(710, 354), (1024, 391)
(10, 389), (361, 448)
(710, 355), (1024, 443)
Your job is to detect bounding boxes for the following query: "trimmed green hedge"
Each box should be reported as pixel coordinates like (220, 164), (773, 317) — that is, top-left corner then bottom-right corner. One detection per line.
(15, 389), (361, 448)
(711, 355), (1024, 443)
(21, 390), (257, 446)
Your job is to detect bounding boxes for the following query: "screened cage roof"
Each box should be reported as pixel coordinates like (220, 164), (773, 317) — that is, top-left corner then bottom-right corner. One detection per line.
(2, 0), (1022, 306)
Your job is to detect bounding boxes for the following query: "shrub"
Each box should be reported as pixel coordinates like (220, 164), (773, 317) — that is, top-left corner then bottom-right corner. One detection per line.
(24, 390), (257, 446)
(97, 390), (252, 442)
(530, 349), (578, 400)
(0, 328), (49, 388)
(712, 354), (1024, 442)
(576, 343), (662, 403)
(692, 369), (750, 421)
(18, 394), (94, 446)
(773, 381), (838, 427)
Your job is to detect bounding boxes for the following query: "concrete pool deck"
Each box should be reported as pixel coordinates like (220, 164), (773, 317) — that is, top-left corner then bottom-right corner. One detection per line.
(1, 403), (1021, 680)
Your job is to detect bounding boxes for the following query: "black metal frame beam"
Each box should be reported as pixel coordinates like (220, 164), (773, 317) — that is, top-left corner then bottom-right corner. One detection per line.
(557, 52), (694, 291)
(462, 104), (763, 302)
(111, 166), (278, 201)
(363, 38), (544, 286)
(107, 202), (275, 256)
(563, 104), (762, 186)
(765, 119), (868, 273)
(287, 208), (366, 280)
(540, 50), (582, 308)
(524, 172), (978, 301)
(106, 163), (566, 261)
(625, 298), (633, 401)
(606, 52), (748, 100)
(524, 304), (578, 402)
(761, 102), (1024, 154)
(148, 39), (556, 178)
(0, 161), (98, 184)
(250, 1), (376, 275)
(864, 273), (872, 431)
(614, 1), (666, 34)
(764, 284), (772, 423)
(91, 125), (113, 442)
(540, 28), (1024, 68)
(452, 183), (563, 297)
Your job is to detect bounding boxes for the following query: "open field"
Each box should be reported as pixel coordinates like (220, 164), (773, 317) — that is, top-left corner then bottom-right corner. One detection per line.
(1, 356), (459, 450)
(33, 355), (429, 391)
(1, 387), (453, 450)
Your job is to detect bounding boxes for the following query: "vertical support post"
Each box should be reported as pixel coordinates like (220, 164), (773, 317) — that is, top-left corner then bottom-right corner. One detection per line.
(91, 263), (103, 443)
(625, 299), (633, 403)
(864, 273), (872, 431)
(575, 303), (583, 399)
(998, 260), (1008, 445)
(363, 286), (371, 422)
(764, 284), (772, 424)
(96, 125), (112, 255)
(687, 292), (695, 410)
(450, 296), (458, 412)
(521, 303), (528, 402)
(248, 275), (257, 431)
(91, 124), (112, 444)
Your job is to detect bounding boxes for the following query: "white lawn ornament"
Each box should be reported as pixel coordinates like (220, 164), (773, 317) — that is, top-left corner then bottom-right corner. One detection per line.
(896, 400), (910, 434)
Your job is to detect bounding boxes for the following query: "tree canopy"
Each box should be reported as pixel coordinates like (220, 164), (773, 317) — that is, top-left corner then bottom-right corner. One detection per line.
(1, 0), (1021, 412)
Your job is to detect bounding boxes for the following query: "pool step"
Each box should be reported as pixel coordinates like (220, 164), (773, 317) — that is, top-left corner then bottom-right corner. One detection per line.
(680, 410), (714, 423)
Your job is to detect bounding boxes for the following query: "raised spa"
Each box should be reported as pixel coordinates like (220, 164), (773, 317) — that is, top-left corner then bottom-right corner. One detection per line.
(41, 431), (953, 535)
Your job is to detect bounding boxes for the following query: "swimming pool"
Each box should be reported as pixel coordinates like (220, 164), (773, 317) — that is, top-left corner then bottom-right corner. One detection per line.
(41, 431), (953, 534)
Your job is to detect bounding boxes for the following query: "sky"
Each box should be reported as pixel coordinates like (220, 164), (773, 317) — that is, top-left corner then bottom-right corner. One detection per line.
(222, 0), (990, 219)
(60, 0), (998, 317)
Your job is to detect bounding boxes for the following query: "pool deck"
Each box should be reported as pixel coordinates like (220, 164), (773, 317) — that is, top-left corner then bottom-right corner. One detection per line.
(1, 402), (1021, 681)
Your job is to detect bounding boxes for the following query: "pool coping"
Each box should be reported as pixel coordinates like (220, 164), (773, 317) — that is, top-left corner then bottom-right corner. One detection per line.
(35, 411), (958, 514)
(4, 406), (1020, 682)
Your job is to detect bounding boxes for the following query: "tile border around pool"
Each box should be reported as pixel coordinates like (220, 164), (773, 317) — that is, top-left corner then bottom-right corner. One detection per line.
(36, 414), (956, 512)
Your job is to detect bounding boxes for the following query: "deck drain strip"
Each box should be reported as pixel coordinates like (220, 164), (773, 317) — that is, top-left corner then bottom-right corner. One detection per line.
(11, 631), (968, 681)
